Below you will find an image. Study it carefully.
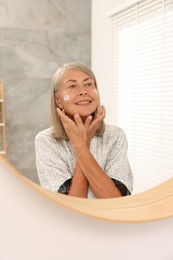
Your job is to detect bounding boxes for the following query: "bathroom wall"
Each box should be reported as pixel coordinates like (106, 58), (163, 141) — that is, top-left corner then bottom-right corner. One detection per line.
(1, 157), (173, 260)
(0, 0), (91, 183)
(92, 0), (126, 118)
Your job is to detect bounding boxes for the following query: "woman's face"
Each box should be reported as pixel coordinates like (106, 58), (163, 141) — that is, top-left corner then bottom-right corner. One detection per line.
(55, 68), (99, 120)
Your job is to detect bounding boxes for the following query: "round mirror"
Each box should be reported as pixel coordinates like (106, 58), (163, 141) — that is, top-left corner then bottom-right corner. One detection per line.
(1, 156), (173, 222)
(1, 0), (173, 215)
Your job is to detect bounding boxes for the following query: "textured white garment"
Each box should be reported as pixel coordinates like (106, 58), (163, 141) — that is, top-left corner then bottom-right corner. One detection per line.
(35, 125), (133, 198)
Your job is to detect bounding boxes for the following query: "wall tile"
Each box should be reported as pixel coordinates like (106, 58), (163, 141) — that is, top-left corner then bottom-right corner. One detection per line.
(0, 0), (91, 183)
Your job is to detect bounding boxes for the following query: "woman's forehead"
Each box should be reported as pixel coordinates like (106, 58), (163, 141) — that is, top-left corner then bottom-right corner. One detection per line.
(61, 68), (92, 82)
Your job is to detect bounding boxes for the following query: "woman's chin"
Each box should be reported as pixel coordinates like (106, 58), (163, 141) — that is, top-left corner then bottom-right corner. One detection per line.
(65, 112), (91, 121)
(79, 111), (95, 118)
(66, 108), (96, 121)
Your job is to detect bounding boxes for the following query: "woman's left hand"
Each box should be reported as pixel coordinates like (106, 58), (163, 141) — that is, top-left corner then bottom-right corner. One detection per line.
(84, 105), (106, 145)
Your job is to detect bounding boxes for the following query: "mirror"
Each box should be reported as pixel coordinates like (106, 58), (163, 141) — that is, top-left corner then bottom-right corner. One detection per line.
(1, 155), (173, 222)
(1, 0), (172, 198)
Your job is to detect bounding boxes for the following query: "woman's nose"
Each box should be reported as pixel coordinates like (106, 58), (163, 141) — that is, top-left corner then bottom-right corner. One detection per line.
(78, 86), (88, 96)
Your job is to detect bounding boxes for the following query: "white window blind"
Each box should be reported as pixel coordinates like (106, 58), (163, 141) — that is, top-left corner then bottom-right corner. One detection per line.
(108, 0), (173, 194)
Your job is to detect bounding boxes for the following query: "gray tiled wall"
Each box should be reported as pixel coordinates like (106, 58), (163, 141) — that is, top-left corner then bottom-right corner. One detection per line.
(0, 0), (91, 183)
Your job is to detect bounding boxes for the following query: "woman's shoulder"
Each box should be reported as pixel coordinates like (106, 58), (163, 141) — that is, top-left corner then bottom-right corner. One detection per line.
(104, 124), (125, 137)
(101, 125), (128, 153)
(35, 127), (54, 143)
(35, 128), (69, 148)
(103, 124), (127, 145)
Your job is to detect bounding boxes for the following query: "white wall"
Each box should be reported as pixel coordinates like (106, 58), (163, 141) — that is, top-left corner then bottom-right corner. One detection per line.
(1, 160), (173, 260)
(92, 0), (123, 123)
(92, 0), (136, 124)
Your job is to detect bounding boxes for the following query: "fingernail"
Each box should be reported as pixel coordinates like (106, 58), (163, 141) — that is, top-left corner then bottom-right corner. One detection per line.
(74, 114), (79, 119)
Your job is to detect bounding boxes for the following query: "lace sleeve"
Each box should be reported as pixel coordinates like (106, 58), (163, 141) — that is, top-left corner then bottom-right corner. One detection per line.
(105, 127), (133, 194)
(35, 130), (72, 192)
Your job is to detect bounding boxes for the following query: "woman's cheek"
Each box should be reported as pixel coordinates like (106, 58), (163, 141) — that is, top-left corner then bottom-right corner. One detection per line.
(93, 89), (99, 97)
(63, 94), (70, 101)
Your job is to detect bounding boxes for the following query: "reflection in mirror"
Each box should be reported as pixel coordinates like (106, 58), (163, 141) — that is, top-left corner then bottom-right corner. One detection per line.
(34, 62), (133, 198)
(1, 0), (173, 197)
(106, 0), (173, 194)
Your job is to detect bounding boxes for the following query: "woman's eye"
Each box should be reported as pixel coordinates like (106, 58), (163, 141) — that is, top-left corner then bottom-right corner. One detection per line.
(85, 82), (92, 87)
(68, 84), (76, 89)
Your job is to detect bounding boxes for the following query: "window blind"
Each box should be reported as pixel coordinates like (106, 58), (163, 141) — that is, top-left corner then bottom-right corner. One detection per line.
(108, 0), (173, 194)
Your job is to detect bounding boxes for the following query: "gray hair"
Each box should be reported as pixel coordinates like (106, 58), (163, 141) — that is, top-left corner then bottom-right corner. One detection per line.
(51, 62), (105, 139)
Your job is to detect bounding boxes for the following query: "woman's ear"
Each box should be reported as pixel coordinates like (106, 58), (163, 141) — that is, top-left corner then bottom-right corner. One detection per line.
(55, 95), (63, 109)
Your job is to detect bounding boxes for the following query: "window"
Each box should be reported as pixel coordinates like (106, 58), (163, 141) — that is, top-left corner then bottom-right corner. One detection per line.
(108, 0), (173, 193)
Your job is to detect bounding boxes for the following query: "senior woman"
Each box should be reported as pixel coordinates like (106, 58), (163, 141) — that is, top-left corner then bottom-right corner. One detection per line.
(35, 62), (133, 198)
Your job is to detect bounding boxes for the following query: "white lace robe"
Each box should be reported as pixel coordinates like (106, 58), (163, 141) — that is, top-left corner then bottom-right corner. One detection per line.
(35, 125), (133, 198)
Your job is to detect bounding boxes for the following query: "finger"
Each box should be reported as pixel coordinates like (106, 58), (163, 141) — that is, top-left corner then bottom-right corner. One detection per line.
(90, 106), (106, 129)
(84, 115), (92, 129)
(74, 114), (83, 127)
(74, 114), (87, 135)
(59, 115), (69, 130)
(57, 108), (65, 118)
(57, 108), (74, 125)
(94, 105), (105, 121)
(57, 108), (66, 120)
(97, 105), (105, 118)
(95, 103), (102, 118)
(57, 107), (62, 115)
(101, 105), (106, 118)
(62, 108), (66, 115)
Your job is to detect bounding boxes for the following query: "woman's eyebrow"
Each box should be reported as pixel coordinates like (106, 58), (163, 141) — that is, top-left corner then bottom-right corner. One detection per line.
(84, 77), (93, 81)
(65, 77), (93, 84)
(64, 79), (77, 84)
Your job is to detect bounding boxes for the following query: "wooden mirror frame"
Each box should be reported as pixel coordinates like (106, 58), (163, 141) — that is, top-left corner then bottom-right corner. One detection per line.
(1, 155), (173, 222)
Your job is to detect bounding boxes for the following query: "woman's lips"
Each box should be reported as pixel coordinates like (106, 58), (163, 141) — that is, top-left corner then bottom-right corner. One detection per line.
(75, 100), (91, 105)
